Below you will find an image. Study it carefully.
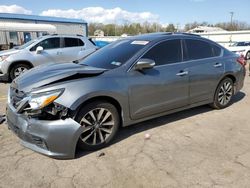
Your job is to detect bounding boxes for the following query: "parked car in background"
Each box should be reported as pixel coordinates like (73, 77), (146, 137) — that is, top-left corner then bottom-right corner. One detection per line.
(0, 35), (98, 81)
(6, 32), (246, 158)
(227, 41), (250, 60)
(94, 40), (110, 48)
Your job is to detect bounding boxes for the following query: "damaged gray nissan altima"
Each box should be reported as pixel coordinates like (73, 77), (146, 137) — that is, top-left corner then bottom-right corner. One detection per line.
(6, 33), (246, 159)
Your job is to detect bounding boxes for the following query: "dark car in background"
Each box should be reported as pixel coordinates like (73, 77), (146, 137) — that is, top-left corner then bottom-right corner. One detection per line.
(6, 32), (246, 158)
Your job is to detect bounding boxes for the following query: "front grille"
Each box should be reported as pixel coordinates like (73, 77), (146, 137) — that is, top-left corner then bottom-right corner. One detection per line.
(9, 87), (26, 109)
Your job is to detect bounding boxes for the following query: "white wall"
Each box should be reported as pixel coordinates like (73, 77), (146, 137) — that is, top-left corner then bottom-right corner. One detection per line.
(199, 30), (250, 47)
(0, 19), (87, 47)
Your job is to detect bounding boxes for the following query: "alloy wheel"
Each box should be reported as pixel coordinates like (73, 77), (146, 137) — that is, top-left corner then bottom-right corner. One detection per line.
(217, 81), (233, 106)
(14, 67), (28, 78)
(80, 108), (115, 145)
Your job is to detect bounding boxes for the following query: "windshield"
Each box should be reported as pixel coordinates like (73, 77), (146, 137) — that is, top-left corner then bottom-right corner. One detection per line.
(15, 38), (40, 49)
(79, 39), (148, 69)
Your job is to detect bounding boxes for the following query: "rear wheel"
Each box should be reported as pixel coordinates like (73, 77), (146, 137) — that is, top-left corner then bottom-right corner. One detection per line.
(76, 101), (120, 151)
(10, 63), (31, 80)
(210, 78), (234, 109)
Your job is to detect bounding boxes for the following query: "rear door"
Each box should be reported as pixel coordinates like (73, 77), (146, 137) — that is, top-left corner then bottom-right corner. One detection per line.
(183, 39), (224, 104)
(128, 39), (189, 120)
(61, 37), (95, 62)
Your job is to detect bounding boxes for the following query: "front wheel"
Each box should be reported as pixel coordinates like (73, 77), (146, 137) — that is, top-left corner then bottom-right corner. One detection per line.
(246, 51), (250, 60)
(210, 78), (234, 109)
(10, 63), (31, 80)
(76, 101), (120, 151)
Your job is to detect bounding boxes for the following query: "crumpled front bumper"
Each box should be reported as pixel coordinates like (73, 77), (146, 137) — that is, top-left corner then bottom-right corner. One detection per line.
(6, 103), (83, 159)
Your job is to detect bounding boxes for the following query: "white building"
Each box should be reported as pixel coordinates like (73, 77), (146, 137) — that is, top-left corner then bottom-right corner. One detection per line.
(0, 13), (88, 50)
(200, 30), (250, 47)
(188, 26), (226, 33)
(189, 26), (250, 47)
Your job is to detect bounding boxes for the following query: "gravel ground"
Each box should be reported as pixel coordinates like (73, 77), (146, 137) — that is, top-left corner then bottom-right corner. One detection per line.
(0, 65), (250, 188)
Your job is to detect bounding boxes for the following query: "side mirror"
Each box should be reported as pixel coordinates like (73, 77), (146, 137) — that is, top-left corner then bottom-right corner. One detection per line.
(134, 58), (155, 71)
(36, 46), (43, 54)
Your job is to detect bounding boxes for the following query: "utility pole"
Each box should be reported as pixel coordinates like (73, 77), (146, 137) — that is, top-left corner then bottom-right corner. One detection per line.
(229, 11), (234, 29)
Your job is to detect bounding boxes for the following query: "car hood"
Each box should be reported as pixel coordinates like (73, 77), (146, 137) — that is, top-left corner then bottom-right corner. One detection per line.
(0, 49), (20, 56)
(12, 63), (106, 92)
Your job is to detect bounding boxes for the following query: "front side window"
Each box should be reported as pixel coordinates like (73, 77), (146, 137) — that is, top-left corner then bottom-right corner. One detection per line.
(185, 39), (213, 60)
(142, 39), (182, 66)
(64, 38), (84, 47)
(30, 37), (60, 51)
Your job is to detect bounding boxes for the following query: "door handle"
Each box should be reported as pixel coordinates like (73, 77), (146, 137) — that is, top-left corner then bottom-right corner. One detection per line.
(214, 63), (222, 68)
(56, 52), (62, 55)
(176, 71), (189, 76)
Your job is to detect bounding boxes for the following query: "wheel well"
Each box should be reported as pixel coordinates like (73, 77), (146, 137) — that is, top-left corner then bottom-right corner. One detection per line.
(225, 74), (236, 84)
(74, 96), (123, 125)
(8, 61), (33, 75)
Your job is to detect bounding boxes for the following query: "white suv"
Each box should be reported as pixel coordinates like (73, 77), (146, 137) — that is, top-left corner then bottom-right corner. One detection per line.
(0, 35), (98, 81)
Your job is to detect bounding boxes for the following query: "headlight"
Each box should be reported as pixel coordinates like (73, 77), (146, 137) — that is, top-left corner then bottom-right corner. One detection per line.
(0, 55), (9, 61)
(28, 89), (64, 110)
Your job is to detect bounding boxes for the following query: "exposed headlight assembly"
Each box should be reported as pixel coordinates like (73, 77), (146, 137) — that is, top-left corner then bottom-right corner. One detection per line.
(28, 89), (64, 110)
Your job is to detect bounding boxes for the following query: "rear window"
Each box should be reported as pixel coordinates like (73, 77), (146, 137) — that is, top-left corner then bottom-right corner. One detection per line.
(64, 38), (84, 47)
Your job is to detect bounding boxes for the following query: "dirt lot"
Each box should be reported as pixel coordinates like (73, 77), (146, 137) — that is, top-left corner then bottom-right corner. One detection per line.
(0, 66), (250, 188)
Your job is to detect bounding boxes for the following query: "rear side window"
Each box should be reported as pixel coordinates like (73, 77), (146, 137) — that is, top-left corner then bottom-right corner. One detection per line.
(64, 38), (84, 47)
(185, 39), (213, 60)
(212, 44), (222, 56)
(30, 37), (60, 51)
(142, 39), (182, 66)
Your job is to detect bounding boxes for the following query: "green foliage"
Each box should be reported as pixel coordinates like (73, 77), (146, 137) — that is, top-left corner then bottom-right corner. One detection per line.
(88, 20), (250, 36)
(88, 22), (173, 36)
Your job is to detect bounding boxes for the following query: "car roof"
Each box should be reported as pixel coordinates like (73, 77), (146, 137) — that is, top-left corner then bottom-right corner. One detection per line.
(39, 34), (87, 39)
(128, 32), (201, 42)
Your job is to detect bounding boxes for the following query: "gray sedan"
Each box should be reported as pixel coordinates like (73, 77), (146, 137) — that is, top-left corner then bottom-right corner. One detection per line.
(6, 33), (246, 158)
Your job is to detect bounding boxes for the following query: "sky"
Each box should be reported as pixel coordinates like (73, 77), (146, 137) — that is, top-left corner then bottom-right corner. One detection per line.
(0, 0), (249, 27)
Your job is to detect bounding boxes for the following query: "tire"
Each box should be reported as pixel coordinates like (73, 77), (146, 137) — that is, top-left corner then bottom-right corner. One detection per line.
(210, 77), (234, 109)
(10, 63), (31, 81)
(75, 101), (120, 151)
(246, 51), (250, 60)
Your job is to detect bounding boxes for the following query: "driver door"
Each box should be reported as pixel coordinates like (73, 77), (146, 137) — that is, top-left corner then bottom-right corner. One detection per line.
(30, 37), (63, 66)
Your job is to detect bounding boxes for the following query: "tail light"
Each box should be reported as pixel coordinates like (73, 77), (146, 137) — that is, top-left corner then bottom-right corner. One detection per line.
(237, 55), (246, 66)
